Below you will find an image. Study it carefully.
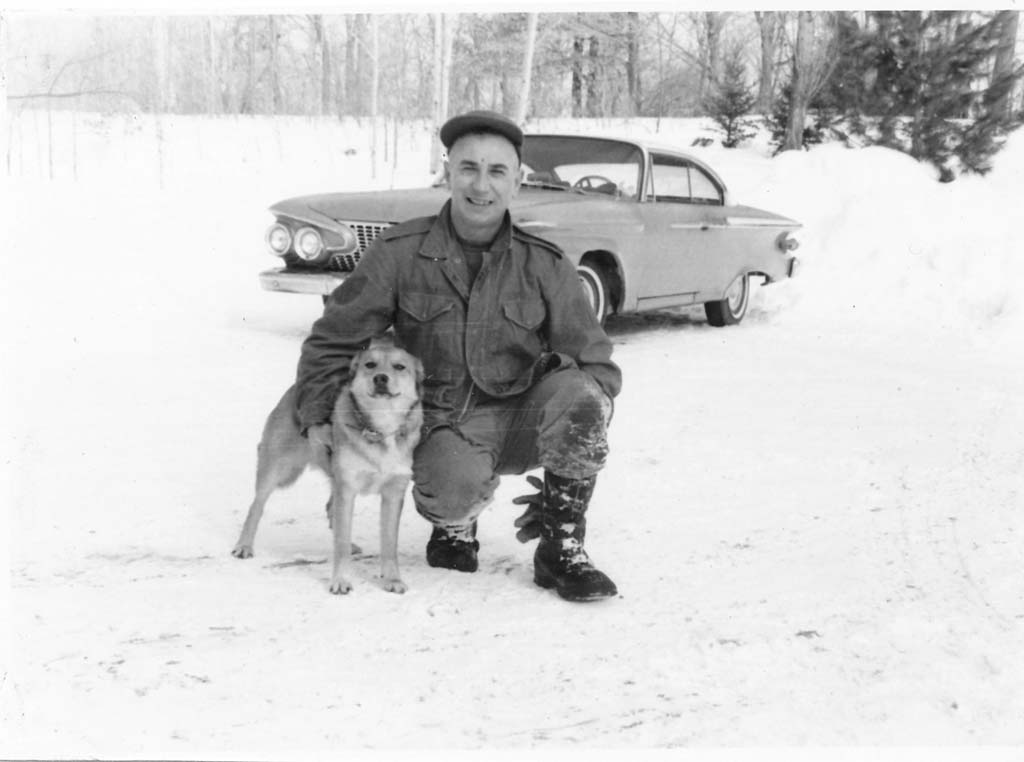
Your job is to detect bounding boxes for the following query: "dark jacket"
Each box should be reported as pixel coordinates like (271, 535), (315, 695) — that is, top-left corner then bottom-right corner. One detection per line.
(295, 200), (622, 432)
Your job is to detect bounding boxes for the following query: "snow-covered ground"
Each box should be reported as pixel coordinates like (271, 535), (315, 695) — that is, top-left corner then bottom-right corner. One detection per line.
(2, 112), (1023, 758)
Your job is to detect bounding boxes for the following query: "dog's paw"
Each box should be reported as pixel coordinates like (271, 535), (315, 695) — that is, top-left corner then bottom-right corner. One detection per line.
(382, 578), (407, 594)
(329, 578), (353, 595)
(231, 545), (253, 559)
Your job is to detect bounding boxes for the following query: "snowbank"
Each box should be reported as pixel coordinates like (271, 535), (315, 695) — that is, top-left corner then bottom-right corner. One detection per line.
(3, 111), (1023, 755)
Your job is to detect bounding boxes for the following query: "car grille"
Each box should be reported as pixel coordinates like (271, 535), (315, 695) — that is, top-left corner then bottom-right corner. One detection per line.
(328, 222), (392, 272)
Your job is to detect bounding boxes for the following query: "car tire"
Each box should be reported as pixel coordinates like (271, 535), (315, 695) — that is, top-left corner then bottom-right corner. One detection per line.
(577, 264), (610, 325)
(704, 273), (750, 326)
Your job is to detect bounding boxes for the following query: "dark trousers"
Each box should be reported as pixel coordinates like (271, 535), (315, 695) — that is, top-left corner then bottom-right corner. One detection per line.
(412, 369), (611, 526)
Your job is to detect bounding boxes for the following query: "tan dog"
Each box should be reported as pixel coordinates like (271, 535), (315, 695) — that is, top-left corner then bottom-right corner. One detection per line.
(232, 337), (424, 595)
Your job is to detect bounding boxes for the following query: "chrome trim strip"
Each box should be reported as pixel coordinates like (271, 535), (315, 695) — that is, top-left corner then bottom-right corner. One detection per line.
(726, 217), (795, 227)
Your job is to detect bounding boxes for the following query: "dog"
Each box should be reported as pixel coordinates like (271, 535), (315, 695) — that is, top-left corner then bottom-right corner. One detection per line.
(232, 337), (424, 595)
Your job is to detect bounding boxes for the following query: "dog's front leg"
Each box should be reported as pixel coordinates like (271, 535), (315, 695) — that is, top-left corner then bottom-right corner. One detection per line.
(379, 477), (409, 594)
(328, 485), (357, 595)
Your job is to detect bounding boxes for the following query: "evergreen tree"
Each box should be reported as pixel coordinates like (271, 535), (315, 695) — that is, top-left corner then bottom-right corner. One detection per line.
(706, 50), (757, 148)
(857, 11), (1023, 178)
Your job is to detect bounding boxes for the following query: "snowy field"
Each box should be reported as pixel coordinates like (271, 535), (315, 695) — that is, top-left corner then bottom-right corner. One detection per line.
(2, 112), (1023, 759)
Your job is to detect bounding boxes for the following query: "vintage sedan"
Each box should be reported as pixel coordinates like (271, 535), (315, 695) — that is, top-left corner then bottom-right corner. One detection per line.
(259, 134), (801, 326)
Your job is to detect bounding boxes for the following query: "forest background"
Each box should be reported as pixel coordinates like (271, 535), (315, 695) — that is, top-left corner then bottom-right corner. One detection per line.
(4, 11), (1024, 175)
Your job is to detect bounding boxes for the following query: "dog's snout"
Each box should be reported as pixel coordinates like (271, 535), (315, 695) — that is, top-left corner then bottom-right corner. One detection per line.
(373, 373), (390, 388)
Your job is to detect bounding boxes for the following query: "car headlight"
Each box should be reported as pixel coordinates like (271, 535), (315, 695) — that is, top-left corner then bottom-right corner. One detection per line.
(294, 227), (325, 261)
(265, 223), (292, 256)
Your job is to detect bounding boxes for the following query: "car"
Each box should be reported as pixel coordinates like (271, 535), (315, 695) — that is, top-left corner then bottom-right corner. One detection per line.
(259, 133), (801, 326)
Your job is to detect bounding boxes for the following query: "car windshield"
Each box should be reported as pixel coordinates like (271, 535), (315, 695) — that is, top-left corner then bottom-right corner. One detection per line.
(521, 135), (643, 200)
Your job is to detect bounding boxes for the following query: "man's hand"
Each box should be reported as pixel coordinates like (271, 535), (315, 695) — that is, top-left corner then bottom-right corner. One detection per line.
(305, 423), (333, 455)
(512, 474), (545, 543)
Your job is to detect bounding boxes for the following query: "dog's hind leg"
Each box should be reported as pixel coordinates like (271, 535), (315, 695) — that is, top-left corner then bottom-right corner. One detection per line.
(378, 477), (410, 594)
(232, 441), (307, 559)
(327, 483), (358, 594)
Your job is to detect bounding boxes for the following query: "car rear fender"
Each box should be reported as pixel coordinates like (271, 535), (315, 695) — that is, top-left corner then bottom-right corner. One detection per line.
(529, 228), (628, 313)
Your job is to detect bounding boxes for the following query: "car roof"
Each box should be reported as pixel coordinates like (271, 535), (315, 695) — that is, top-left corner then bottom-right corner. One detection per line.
(524, 132), (701, 162)
(522, 132), (730, 194)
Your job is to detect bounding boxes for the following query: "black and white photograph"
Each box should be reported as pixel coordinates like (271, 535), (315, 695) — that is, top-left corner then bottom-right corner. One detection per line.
(2, 5), (1023, 758)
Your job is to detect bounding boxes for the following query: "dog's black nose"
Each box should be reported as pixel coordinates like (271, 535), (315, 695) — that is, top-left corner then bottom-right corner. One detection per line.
(373, 374), (390, 389)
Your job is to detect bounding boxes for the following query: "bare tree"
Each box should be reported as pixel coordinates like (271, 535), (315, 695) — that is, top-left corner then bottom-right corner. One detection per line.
(206, 18), (219, 114)
(696, 12), (726, 103)
(785, 11), (839, 150)
(625, 11), (641, 115)
(515, 12), (539, 124)
(309, 16), (331, 116)
(429, 14), (456, 173)
(754, 11), (783, 114)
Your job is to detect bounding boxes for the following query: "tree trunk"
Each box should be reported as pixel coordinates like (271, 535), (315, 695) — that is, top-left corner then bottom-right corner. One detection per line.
(785, 11), (813, 150)
(345, 15), (363, 115)
(152, 17), (170, 112)
(706, 13), (723, 89)
(441, 14), (455, 119)
(698, 12), (725, 105)
(515, 12), (539, 124)
(586, 35), (600, 117)
(429, 13), (449, 173)
(206, 18), (218, 115)
(755, 11), (778, 114)
(312, 15), (332, 116)
(626, 11), (641, 115)
(268, 16), (281, 115)
(571, 36), (584, 117)
(245, 16), (257, 114)
(369, 15), (380, 118)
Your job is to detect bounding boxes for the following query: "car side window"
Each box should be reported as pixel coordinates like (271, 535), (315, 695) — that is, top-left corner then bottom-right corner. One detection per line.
(649, 153), (723, 206)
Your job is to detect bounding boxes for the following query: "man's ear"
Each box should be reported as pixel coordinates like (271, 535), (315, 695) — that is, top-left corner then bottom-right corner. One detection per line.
(443, 160), (452, 188)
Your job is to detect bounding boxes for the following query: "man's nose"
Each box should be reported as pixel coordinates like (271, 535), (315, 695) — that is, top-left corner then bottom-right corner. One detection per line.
(470, 170), (489, 192)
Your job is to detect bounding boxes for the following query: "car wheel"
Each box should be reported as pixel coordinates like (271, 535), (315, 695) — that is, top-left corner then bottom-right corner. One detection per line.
(704, 273), (750, 326)
(577, 264), (610, 324)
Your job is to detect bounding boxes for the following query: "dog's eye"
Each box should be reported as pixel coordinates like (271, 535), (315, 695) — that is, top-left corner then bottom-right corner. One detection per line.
(393, 363), (406, 371)
(364, 361), (378, 370)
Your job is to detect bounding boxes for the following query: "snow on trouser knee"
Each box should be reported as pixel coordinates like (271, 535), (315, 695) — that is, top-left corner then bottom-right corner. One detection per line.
(538, 385), (612, 480)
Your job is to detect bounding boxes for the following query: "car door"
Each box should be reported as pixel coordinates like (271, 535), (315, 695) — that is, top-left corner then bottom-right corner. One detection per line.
(635, 152), (733, 309)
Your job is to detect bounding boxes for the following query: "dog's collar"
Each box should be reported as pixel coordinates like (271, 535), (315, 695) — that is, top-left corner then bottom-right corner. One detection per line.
(347, 391), (416, 444)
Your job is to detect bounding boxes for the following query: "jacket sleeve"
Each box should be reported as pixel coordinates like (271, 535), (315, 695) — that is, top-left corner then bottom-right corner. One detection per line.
(544, 255), (622, 400)
(294, 244), (398, 433)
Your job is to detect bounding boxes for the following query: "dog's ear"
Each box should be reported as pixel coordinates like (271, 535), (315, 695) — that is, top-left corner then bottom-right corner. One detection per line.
(342, 348), (366, 384)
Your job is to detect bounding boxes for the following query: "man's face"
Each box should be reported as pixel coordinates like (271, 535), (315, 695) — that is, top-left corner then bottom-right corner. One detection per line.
(445, 132), (522, 244)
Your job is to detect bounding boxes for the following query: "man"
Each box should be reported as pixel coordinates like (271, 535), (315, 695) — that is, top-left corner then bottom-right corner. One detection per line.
(294, 110), (621, 602)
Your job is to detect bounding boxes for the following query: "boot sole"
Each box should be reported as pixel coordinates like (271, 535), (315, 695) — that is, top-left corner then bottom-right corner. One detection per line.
(533, 569), (617, 602)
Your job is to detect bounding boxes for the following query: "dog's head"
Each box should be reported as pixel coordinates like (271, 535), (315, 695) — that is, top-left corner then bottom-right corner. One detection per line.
(348, 336), (424, 403)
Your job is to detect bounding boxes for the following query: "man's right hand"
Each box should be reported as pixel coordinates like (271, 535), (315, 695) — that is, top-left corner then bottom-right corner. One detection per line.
(305, 423), (333, 454)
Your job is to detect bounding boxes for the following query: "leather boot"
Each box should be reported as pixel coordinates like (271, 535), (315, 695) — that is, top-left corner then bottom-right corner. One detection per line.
(533, 472), (618, 601)
(426, 521), (479, 573)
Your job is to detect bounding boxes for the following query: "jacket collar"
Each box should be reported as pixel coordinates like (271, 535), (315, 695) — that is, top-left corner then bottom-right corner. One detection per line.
(418, 200), (512, 260)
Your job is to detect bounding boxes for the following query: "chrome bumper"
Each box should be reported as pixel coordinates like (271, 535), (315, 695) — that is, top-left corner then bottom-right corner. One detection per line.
(259, 268), (345, 296)
(788, 256), (800, 278)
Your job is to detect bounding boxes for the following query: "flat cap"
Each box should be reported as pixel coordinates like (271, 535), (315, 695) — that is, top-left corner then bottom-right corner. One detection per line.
(440, 110), (524, 153)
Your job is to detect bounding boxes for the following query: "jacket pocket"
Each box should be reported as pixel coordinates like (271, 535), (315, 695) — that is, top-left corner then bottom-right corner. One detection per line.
(502, 300), (546, 330)
(399, 292), (456, 322)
